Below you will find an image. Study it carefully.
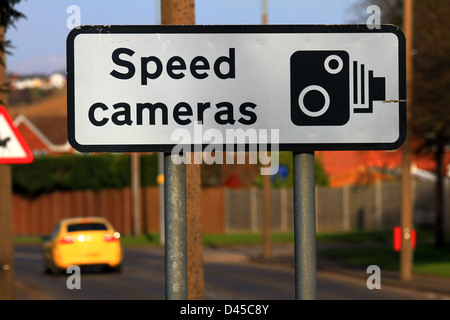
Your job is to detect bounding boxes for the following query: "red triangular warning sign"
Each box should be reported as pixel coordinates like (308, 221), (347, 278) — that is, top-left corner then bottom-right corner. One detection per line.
(0, 106), (33, 164)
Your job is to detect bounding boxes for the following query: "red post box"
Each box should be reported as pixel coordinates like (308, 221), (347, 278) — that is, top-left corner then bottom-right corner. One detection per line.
(393, 226), (402, 251)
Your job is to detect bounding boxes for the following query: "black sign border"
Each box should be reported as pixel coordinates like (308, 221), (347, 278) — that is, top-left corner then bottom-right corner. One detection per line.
(67, 24), (406, 153)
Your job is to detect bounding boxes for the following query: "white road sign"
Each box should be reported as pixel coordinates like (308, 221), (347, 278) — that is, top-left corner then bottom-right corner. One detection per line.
(67, 25), (406, 152)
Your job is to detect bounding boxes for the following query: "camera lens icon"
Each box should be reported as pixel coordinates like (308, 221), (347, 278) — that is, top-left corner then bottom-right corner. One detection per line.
(298, 85), (330, 118)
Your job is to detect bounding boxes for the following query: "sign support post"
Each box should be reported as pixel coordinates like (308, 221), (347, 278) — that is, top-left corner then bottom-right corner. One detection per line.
(293, 151), (317, 300)
(164, 152), (188, 300)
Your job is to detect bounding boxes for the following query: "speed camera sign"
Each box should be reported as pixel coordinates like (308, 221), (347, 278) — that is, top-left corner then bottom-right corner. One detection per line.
(67, 24), (406, 152)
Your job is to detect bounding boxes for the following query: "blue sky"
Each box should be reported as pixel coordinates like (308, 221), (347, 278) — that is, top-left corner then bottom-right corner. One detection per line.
(6, 0), (364, 75)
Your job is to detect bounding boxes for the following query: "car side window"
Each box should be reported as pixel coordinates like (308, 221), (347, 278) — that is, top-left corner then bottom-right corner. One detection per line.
(50, 223), (61, 240)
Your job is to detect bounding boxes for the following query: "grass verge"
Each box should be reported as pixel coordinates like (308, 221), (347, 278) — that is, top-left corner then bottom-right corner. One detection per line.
(317, 243), (450, 278)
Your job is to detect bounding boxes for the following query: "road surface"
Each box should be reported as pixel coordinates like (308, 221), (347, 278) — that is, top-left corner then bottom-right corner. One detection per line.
(14, 244), (441, 300)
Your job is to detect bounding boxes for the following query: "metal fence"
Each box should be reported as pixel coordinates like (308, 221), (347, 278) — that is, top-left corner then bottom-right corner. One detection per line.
(224, 180), (449, 233)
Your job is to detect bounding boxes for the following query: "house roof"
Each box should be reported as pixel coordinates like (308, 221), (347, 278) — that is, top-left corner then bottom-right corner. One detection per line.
(317, 147), (450, 187)
(14, 114), (71, 154)
(22, 115), (68, 145)
(8, 89), (71, 154)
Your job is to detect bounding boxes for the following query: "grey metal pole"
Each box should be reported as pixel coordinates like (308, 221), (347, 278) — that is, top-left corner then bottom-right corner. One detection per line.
(293, 151), (317, 300)
(164, 152), (187, 300)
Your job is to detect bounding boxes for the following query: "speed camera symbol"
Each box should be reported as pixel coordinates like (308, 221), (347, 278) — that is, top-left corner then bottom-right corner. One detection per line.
(290, 50), (386, 126)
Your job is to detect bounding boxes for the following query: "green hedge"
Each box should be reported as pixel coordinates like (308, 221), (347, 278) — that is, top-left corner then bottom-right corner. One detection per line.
(12, 152), (328, 197)
(12, 153), (158, 197)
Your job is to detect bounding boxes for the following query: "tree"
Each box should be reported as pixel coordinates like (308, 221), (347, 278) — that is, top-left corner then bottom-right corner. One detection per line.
(0, 0), (25, 28)
(412, 2), (450, 249)
(353, 0), (450, 248)
(0, 0), (26, 103)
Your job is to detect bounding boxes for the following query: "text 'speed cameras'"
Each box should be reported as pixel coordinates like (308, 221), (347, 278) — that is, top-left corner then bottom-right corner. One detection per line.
(290, 50), (386, 126)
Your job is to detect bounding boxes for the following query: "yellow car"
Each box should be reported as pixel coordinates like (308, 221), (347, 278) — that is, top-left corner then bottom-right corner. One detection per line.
(43, 217), (123, 274)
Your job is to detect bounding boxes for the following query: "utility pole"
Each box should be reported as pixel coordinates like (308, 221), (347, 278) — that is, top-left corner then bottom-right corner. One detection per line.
(400, 0), (414, 282)
(261, 0), (271, 259)
(0, 164), (14, 300)
(131, 153), (141, 236)
(262, 163), (272, 258)
(262, 0), (268, 25)
(161, 0), (204, 300)
(0, 21), (15, 300)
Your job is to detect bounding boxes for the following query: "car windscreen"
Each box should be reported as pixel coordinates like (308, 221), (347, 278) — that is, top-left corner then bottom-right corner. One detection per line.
(67, 223), (108, 232)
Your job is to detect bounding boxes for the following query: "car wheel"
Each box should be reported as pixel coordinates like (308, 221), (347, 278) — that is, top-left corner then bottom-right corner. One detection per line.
(46, 259), (62, 275)
(43, 255), (54, 275)
(43, 260), (52, 275)
(110, 264), (122, 273)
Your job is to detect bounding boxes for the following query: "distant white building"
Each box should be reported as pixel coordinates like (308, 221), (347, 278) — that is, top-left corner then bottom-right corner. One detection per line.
(10, 72), (66, 90)
(49, 73), (66, 89)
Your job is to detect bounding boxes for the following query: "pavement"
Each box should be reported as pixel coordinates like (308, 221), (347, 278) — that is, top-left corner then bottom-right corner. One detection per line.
(13, 243), (450, 300)
(204, 243), (450, 300)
